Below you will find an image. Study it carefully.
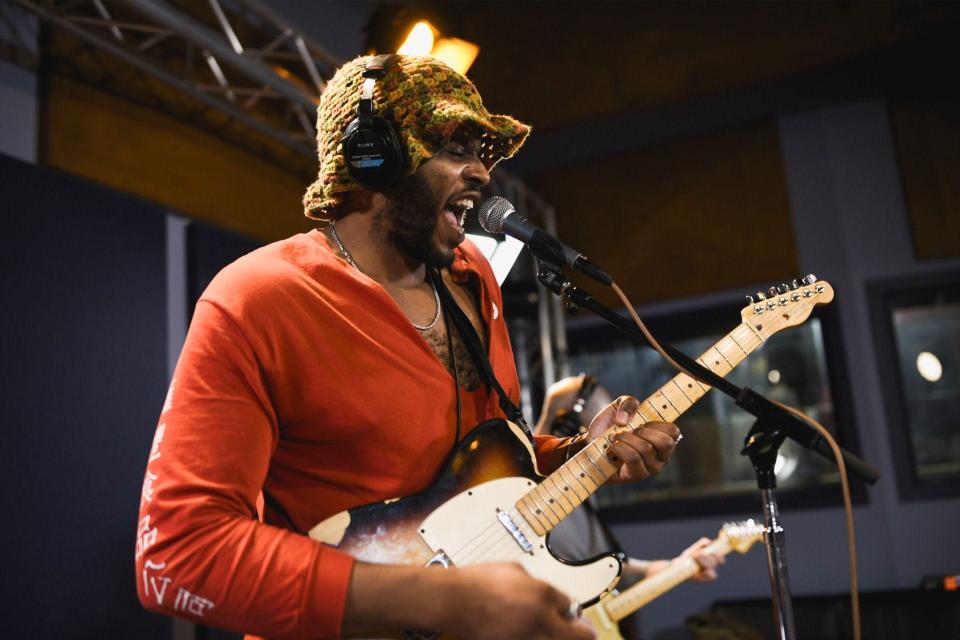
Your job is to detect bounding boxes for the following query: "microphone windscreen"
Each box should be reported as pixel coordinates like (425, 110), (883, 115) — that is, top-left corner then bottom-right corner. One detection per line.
(477, 196), (515, 234)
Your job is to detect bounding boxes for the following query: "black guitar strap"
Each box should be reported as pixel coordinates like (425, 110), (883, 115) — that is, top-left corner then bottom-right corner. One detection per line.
(428, 268), (534, 444)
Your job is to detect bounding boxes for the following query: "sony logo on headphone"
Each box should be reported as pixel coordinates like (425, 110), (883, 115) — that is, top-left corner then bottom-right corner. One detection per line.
(357, 142), (376, 148)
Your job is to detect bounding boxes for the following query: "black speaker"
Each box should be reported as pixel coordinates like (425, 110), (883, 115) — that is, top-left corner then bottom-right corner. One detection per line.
(341, 54), (405, 190)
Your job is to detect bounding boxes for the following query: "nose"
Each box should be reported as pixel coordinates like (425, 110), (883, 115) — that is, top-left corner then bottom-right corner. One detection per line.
(463, 154), (491, 188)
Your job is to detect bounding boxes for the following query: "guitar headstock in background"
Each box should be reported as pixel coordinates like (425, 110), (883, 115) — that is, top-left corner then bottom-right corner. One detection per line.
(741, 274), (834, 341)
(720, 519), (765, 555)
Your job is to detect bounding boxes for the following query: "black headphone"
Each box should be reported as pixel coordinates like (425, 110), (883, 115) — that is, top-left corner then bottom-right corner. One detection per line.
(341, 55), (405, 190)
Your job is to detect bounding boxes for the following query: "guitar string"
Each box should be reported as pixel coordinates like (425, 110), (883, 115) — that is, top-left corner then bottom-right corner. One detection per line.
(454, 510), (533, 565)
(456, 508), (540, 565)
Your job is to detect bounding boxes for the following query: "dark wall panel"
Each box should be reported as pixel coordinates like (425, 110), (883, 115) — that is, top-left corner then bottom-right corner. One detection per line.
(188, 220), (264, 311)
(0, 153), (170, 638)
(529, 119), (799, 307)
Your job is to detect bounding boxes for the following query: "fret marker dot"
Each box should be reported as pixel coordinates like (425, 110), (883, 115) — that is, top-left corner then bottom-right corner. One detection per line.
(536, 509), (542, 514)
(662, 404), (667, 410)
(548, 499), (554, 503)
(580, 473), (586, 477)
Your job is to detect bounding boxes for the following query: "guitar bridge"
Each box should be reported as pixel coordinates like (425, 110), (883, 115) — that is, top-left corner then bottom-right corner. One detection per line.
(497, 508), (534, 555)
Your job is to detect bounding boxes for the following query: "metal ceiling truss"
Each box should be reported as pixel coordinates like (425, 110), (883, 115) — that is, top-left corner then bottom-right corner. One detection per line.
(12, 0), (341, 157)
(8, 0), (555, 212)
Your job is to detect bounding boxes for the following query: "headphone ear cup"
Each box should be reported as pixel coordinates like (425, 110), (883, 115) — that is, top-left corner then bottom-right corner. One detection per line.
(342, 116), (404, 190)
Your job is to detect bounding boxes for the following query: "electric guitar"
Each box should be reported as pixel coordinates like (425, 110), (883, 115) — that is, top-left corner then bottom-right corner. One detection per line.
(308, 277), (832, 637)
(584, 520), (765, 640)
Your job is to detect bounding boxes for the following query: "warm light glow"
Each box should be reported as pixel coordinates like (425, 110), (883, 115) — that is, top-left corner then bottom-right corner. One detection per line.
(431, 37), (480, 75)
(396, 20), (479, 75)
(466, 234), (524, 285)
(917, 351), (943, 382)
(467, 235), (498, 258)
(397, 21), (435, 56)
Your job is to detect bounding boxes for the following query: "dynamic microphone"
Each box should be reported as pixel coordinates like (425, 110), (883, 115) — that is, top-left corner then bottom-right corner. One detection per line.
(477, 196), (613, 285)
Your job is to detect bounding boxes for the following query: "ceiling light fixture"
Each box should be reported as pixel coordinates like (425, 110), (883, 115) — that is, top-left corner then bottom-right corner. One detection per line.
(397, 20), (479, 75)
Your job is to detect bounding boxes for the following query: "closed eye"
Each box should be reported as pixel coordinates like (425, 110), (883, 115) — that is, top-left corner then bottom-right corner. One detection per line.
(444, 144), (467, 158)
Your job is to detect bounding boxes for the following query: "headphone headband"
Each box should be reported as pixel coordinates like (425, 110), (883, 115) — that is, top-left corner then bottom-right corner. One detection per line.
(341, 55), (405, 190)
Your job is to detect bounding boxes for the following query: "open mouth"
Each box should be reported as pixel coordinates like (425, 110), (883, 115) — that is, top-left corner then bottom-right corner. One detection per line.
(443, 197), (476, 232)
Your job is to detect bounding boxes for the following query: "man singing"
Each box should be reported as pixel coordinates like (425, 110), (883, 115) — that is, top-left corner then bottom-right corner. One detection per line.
(136, 54), (681, 640)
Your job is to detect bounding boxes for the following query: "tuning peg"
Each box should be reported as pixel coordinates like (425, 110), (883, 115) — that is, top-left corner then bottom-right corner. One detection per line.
(746, 295), (755, 304)
(790, 279), (799, 290)
(777, 283), (789, 294)
(800, 274), (818, 285)
(755, 291), (766, 301)
(767, 287), (778, 298)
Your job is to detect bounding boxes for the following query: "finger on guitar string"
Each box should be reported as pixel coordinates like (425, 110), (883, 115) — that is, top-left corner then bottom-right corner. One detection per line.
(618, 421), (678, 460)
(613, 394), (641, 417)
(607, 420), (679, 482)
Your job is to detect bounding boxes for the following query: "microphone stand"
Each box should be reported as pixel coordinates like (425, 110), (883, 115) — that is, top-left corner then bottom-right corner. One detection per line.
(535, 260), (879, 640)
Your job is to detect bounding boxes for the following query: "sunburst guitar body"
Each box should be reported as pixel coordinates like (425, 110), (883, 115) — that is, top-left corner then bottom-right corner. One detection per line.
(309, 418), (623, 609)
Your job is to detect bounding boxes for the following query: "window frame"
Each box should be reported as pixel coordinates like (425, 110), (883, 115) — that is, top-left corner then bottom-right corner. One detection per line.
(867, 269), (960, 502)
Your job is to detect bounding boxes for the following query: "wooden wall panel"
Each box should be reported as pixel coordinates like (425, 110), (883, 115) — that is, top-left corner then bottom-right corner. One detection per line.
(45, 76), (311, 242)
(889, 100), (960, 260)
(529, 120), (799, 307)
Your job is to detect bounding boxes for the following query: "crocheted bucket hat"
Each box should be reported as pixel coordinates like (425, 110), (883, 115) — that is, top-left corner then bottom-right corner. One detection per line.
(303, 54), (532, 221)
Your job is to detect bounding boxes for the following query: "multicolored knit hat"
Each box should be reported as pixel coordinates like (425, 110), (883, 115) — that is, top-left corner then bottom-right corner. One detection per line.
(303, 54), (532, 221)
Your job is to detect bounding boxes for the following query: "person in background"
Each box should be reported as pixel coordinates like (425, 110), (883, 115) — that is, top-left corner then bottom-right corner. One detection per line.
(537, 374), (726, 637)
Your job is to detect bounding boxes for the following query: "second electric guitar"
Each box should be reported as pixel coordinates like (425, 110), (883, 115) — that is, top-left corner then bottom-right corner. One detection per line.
(584, 520), (765, 639)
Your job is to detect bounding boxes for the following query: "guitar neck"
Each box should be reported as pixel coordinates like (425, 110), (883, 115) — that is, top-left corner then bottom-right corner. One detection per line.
(515, 322), (764, 535)
(604, 538), (731, 622)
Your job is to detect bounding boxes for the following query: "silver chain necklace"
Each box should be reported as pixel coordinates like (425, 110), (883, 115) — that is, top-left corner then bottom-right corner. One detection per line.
(329, 221), (442, 332)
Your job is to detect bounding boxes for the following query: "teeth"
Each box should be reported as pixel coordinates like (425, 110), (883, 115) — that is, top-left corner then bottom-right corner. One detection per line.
(446, 198), (475, 228)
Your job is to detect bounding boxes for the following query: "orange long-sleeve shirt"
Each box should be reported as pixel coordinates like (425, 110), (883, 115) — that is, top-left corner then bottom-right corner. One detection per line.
(135, 231), (567, 639)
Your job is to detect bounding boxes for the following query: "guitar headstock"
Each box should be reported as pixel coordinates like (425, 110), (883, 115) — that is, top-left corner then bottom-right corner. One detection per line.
(741, 274), (834, 341)
(720, 519), (765, 554)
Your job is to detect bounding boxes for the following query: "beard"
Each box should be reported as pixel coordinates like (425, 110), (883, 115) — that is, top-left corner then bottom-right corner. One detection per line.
(381, 171), (456, 268)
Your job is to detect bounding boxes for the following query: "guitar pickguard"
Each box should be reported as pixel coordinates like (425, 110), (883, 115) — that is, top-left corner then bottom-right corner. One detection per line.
(309, 419), (621, 606)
